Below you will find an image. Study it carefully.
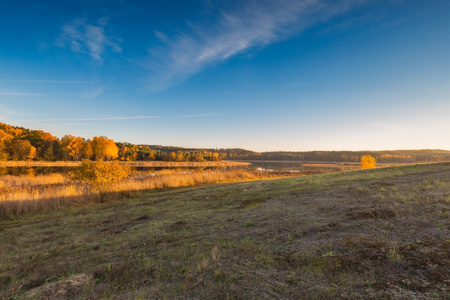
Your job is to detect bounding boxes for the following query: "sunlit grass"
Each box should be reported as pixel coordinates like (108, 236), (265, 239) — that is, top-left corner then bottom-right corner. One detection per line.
(0, 169), (278, 219)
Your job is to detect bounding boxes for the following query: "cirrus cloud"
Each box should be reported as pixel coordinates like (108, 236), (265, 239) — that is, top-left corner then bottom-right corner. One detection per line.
(146, 0), (373, 90)
(57, 17), (122, 64)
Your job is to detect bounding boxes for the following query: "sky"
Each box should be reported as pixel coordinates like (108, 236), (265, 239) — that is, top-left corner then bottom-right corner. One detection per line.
(0, 0), (449, 151)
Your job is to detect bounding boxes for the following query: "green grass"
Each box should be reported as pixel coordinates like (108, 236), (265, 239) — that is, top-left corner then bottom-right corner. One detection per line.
(1, 163), (449, 299)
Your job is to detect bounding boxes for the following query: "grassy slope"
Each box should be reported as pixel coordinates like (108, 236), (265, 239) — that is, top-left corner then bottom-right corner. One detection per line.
(1, 163), (449, 299)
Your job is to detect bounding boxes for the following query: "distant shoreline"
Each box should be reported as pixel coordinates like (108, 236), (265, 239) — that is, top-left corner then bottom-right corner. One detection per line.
(0, 160), (251, 167)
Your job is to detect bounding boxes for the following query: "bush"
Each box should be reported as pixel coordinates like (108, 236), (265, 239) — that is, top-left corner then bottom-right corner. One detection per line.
(73, 160), (131, 202)
(361, 155), (376, 169)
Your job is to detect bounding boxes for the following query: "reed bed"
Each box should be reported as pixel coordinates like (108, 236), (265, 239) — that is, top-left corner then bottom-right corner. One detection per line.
(0, 169), (273, 219)
(0, 160), (250, 168)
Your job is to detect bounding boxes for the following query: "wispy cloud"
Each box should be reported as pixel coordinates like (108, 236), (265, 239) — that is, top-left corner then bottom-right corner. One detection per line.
(0, 92), (77, 96)
(20, 113), (218, 122)
(147, 0), (371, 90)
(0, 79), (90, 84)
(0, 92), (48, 96)
(57, 17), (122, 64)
(0, 89), (122, 98)
(82, 87), (104, 98)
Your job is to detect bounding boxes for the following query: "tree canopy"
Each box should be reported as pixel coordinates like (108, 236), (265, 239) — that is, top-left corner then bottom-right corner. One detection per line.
(1, 122), (450, 164)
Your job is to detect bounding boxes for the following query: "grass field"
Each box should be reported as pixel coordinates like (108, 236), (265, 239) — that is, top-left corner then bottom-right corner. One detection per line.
(0, 163), (449, 299)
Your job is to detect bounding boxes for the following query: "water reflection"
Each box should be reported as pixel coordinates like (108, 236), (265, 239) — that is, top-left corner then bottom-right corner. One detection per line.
(0, 161), (360, 177)
(0, 165), (227, 176)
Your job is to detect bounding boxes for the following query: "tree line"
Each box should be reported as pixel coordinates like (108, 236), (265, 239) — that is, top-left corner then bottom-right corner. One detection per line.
(225, 150), (450, 163)
(1, 122), (449, 163)
(0, 123), (224, 162)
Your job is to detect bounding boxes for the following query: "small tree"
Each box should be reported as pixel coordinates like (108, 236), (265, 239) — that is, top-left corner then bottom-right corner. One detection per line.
(74, 159), (131, 202)
(361, 155), (376, 169)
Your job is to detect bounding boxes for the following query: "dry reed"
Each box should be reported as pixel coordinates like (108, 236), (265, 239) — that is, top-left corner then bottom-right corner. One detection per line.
(0, 169), (272, 219)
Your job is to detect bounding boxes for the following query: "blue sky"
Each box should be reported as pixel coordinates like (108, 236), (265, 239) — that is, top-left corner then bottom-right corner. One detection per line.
(0, 0), (449, 151)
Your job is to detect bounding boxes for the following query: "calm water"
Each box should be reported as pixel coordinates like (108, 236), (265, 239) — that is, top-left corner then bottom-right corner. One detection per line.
(247, 161), (359, 173)
(0, 161), (360, 177)
(0, 166), (224, 176)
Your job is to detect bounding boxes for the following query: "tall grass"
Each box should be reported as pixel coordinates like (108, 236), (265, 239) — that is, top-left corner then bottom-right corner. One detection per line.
(0, 160), (250, 167)
(0, 169), (272, 219)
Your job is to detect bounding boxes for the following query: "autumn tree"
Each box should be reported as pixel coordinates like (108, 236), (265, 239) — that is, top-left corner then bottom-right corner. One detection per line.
(82, 140), (94, 160)
(0, 130), (12, 161)
(7, 140), (36, 161)
(190, 152), (205, 162)
(91, 136), (119, 160)
(61, 135), (84, 161)
(168, 151), (177, 161)
(73, 159), (131, 202)
(27, 146), (37, 161)
(27, 130), (57, 160)
(212, 152), (220, 161)
(176, 151), (185, 162)
(361, 155), (376, 169)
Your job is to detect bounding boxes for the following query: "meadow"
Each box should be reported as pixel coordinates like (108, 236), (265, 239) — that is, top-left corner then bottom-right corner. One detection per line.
(0, 163), (449, 299)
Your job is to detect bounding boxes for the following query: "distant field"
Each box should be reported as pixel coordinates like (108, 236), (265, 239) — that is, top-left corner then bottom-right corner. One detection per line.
(0, 163), (449, 299)
(0, 160), (250, 168)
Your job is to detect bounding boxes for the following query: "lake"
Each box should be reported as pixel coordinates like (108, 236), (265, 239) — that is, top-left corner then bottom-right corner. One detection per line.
(0, 161), (361, 176)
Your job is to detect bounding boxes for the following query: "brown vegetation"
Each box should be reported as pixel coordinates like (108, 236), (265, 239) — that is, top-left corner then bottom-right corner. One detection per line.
(0, 160), (249, 168)
(0, 168), (272, 219)
(0, 163), (448, 299)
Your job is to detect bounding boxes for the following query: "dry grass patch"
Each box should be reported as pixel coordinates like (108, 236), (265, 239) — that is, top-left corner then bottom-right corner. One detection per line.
(0, 169), (281, 219)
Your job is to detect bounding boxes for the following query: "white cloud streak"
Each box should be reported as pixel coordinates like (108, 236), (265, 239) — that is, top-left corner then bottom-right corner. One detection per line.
(0, 92), (78, 96)
(57, 17), (122, 64)
(0, 79), (90, 84)
(0, 92), (48, 96)
(147, 0), (371, 90)
(82, 87), (104, 98)
(20, 113), (217, 122)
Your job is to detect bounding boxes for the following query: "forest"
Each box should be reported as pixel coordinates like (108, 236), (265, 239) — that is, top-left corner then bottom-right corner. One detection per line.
(0, 122), (225, 162)
(231, 150), (450, 163)
(1, 122), (450, 163)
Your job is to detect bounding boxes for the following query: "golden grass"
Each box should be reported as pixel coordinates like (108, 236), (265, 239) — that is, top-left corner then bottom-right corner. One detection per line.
(0, 173), (67, 188)
(0, 169), (275, 219)
(0, 160), (250, 167)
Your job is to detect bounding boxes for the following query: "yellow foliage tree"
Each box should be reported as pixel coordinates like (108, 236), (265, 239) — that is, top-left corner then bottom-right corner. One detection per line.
(361, 155), (376, 169)
(27, 146), (37, 161)
(73, 159), (131, 202)
(91, 136), (119, 160)
(61, 135), (84, 161)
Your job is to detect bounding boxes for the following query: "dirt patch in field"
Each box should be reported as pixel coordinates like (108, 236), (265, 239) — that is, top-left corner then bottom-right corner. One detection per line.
(22, 274), (92, 300)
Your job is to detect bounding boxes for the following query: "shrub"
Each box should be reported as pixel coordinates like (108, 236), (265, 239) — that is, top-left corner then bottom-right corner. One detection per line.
(361, 155), (376, 169)
(72, 160), (131, 202)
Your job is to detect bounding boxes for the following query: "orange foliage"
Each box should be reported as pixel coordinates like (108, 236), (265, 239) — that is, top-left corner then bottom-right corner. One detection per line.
(92, 136), (119, 160)
(361, 155), (376, 169)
